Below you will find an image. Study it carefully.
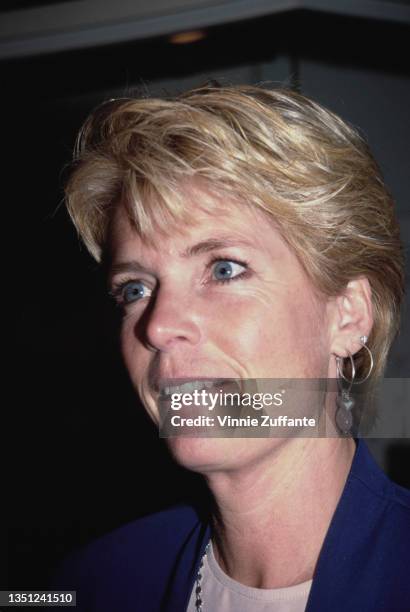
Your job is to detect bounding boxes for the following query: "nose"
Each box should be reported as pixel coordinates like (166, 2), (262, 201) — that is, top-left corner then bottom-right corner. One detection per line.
(142, 285), (202, 351)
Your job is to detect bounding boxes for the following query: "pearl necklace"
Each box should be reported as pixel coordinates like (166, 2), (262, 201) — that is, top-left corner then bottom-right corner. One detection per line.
(195, 541), (211, 612)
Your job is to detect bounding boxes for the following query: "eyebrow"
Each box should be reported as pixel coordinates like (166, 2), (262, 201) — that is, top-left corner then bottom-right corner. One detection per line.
(108, 236), (255, 281)
(181, 237), (254, 258)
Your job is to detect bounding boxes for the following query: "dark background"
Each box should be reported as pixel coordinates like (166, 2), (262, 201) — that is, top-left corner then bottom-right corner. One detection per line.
(3, 5), (410, 592)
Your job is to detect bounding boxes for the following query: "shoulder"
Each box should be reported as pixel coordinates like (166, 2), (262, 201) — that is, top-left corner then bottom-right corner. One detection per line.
(50, 503), (202, 610)
(54, 503), (201, 574)
(348, 440), (410, 557)
(81, 502), (201, 554)
(307, 442), (410, 611)
(350, 440), (410, 516)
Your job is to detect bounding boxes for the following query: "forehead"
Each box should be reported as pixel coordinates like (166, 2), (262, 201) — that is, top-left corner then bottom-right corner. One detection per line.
(109, 187), (290, 263)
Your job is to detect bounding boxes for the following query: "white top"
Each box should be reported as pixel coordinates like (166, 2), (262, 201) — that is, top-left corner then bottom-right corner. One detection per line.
(187, 541), (312, 612)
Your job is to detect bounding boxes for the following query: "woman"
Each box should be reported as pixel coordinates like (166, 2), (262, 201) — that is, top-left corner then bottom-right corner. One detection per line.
(55, 84), (409, 611)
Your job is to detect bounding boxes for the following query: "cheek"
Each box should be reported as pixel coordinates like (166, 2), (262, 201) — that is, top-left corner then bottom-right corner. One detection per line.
(206, 287), (326, 377)
(120, 319), (148, 382)
(277, 289), (327, 375)
(120, 324), (160, 422)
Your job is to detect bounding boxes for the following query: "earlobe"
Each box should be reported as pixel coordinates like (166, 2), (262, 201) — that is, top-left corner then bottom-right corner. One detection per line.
(329, 277), (374, 358)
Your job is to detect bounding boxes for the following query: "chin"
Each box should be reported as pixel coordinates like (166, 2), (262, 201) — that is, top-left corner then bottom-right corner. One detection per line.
(165, 436), (239, 473)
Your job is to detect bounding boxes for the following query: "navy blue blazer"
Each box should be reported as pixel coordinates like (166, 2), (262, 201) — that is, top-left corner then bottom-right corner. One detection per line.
(52, 441), (410, 611)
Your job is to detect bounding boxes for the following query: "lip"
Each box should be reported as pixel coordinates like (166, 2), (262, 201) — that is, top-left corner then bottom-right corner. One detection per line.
(158, 378), (230, 397)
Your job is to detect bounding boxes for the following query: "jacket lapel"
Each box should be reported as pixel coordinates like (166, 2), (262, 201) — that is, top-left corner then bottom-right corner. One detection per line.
(305, 441), (389, 611)
(162, 517), (211, 612)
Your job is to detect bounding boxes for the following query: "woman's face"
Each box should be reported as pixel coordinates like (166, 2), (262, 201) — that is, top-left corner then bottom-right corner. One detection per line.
(108, 183), (334, 473)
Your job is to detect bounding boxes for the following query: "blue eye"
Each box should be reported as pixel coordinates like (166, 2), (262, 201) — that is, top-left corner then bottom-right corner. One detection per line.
(122, 281), (151, 304)
(212, 260), (246, 281)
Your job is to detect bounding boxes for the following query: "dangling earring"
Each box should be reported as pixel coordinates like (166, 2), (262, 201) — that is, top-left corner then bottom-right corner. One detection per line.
(335, 352), (355, 435)
(335, 336), (374, 435)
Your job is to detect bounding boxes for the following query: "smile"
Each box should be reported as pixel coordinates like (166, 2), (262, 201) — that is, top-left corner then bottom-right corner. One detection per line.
(160, 379), (229, 397)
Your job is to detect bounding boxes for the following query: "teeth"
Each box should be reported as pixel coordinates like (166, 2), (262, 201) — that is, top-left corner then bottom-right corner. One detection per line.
(162, 380), (219, 396)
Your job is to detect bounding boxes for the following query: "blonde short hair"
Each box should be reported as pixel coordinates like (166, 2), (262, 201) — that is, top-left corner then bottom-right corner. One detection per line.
(65, 83), (405, 379)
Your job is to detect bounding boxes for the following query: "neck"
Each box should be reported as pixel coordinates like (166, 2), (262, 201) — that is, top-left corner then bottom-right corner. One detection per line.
(204, 437), (355, 589)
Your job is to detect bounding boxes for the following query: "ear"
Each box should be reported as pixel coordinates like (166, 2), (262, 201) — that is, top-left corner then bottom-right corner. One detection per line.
(328, 277), (374, 358)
